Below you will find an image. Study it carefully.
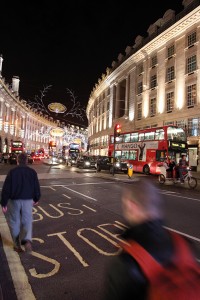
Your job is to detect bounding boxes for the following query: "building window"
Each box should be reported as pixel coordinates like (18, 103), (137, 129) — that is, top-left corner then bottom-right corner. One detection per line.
(150, 98), (156, 117)
(102, 115), (104, 130)
(164, 120), (174, 126)
(106, 112), (109, 129)
(137, 103), (142, 120)
(150, 75), (157, 89)
(107, 100), (109, 111)
(187, 84), (196, 107)
(137, 63), (143, 75)
(176, 120), (185, 129)
(187, 55), (196, 74)
(137, 82), (143, 95)
(187, 31), (196, 47)
(167, 44), (175, 58)
(166, 92), (174, 112)
(188, 118), (200, 136)
(166, 66), (175, 82)
(151, 55), (157, 67)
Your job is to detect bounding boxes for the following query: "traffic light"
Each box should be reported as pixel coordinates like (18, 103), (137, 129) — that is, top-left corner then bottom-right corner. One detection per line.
(114, 123), (121, 137)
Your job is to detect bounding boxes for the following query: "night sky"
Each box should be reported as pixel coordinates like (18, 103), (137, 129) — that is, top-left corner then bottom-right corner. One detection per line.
(1, 1), (183, 126)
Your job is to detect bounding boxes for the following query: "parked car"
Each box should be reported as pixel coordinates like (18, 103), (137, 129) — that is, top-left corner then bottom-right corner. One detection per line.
(30, 152), (42, 161)
(27, 154), (33, 164)
(76, 156), (97, 169)
(96, 156), (128, 174)
(9, 153), (17, 165)
(56, 156), (66, 164)
(67, 156), (77, 166)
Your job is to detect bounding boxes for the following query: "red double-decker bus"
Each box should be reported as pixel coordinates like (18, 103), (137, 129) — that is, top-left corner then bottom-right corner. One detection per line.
(108, 125), (187, 175)
(11, 140), (25, 154)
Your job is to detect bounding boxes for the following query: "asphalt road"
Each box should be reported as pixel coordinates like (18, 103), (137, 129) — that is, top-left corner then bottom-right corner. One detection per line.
(0, 162), (200, 300)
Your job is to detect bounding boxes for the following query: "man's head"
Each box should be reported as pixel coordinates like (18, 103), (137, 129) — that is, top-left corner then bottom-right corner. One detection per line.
(17, 152), (28, 165)
(121, 179), (164, 225)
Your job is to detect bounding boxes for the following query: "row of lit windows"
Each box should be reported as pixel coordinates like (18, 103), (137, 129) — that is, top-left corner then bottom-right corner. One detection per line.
(137, 31), (196, 75)
(137, 83), (196, 120)
(137, 54), (197, 95)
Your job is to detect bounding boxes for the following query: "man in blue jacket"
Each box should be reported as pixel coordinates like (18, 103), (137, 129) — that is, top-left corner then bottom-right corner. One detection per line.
(1, 152), (41, 253)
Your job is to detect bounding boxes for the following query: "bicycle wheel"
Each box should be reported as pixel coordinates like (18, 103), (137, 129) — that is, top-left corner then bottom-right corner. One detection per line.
(187, 177), (197, 189)
(158, 174), (165, 184)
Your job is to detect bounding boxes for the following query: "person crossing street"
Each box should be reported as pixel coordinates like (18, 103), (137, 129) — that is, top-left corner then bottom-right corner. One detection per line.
(0, 152), (41, 253)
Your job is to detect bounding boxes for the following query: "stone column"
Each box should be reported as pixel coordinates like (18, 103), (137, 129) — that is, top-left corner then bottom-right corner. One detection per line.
(125, 75), (130, 118)
(115, 83), (120, 119)
(109, 84), (115, 128)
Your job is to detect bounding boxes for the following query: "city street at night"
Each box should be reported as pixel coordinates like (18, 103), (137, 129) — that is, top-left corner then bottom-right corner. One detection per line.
(1, 1), (200, 299)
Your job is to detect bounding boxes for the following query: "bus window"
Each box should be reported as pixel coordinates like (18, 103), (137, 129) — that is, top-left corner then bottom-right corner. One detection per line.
(121, 151), (129, 160)
(115, 135), (123, 143)
(156, 150), (166, 162)
(129, 150), (137, 160)
(138, 133), (144, 141)
(144, 131), (155, 140)
(167, 126), (186, 142)
(124, 134), (130, 143)
(155, 129), (164, 140)
(115, 151), (121, 159)
(130, 133), (138, 142)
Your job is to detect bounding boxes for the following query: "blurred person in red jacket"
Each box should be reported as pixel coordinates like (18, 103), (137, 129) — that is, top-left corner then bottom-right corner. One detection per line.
(102, 178), (198, 300)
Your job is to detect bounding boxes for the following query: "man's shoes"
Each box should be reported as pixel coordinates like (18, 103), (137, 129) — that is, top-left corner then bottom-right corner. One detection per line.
(24, 240), (32, 253)
(14, 245), (24, 253)
(14, 235), (24, 253)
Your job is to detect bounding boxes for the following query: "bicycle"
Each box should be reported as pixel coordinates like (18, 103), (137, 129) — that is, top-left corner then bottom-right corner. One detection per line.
(158, 166), (197, 189)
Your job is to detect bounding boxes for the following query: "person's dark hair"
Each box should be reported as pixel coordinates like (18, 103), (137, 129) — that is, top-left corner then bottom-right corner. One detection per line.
(18, 152), (28, 165)
(122, 178), (164, 220)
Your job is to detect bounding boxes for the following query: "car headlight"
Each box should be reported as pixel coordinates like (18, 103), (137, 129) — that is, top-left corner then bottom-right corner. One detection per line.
(115, 162), (120, 167)
(85, 161), (90, 166)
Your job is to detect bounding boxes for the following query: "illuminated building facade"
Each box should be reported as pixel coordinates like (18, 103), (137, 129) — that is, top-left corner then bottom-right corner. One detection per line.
(86, 0), (200, 170)
(0, 73), (56, 154)
(0, 59), (88, 154)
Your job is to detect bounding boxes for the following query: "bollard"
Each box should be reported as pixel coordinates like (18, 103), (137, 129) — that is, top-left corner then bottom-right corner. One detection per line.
(128, 164), (133, 179)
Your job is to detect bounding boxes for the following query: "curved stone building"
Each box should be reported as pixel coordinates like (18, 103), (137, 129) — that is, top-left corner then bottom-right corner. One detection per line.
(86, 0), (200, 170)
(0, 57), (88, 155)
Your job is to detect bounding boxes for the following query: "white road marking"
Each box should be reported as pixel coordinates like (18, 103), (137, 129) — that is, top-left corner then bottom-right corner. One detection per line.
(62, 194), (71, 199)
(40, 181), (116, 189)
(82, 205), (96, 212)
(0, 209), (36, 299)
(165, 226), (200, 243)
(160, 191), (200, 202)
(63, 186), (97, 201)
(49, 187), (56, 191)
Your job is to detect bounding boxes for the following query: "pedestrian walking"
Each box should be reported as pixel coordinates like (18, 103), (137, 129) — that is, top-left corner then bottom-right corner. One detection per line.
(102, 178), (199, 300)
(0, 152), (41, 253)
